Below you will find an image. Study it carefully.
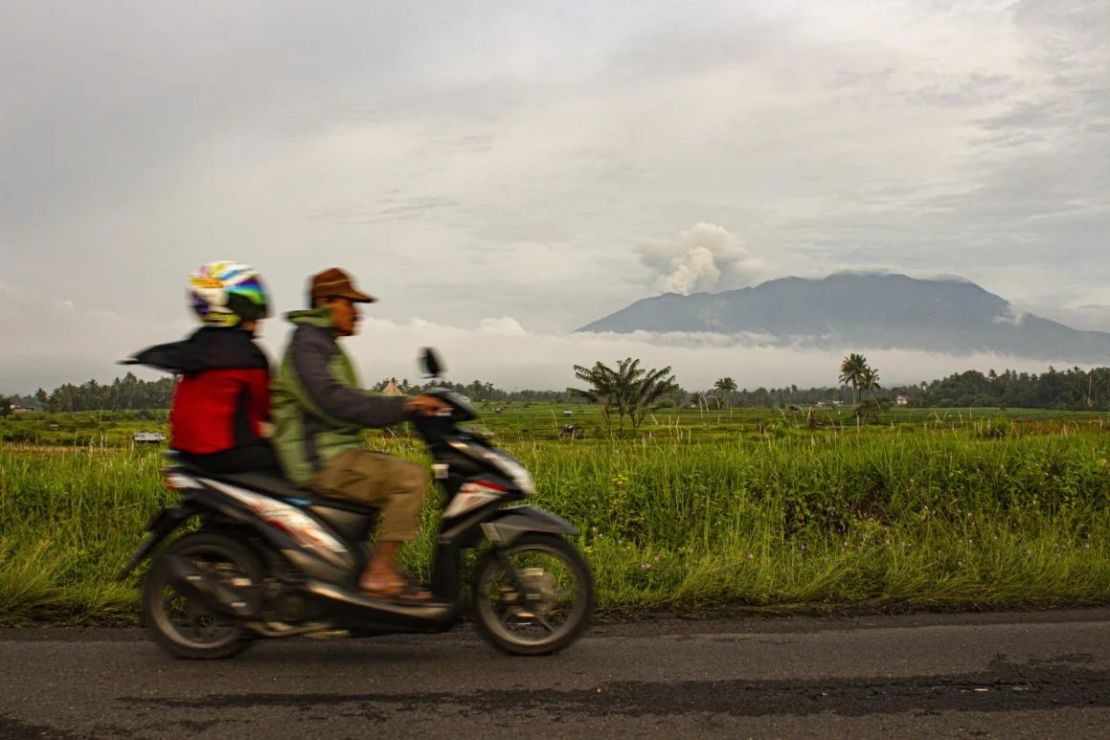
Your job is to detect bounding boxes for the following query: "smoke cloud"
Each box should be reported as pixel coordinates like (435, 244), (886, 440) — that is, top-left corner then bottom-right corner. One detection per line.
(638, 223), (764, 295)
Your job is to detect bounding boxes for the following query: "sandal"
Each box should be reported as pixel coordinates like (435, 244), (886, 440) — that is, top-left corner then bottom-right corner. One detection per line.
(361, 578), (435, 604)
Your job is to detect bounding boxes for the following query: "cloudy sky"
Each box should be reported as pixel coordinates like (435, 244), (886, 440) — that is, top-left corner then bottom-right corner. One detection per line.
(2, 0), (1108, 393)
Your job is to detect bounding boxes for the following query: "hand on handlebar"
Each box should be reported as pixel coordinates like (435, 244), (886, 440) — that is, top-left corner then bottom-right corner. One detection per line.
(405, 395), (453, 417)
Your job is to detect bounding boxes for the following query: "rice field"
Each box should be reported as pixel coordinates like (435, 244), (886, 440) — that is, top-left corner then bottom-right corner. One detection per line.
(1, 405), (1108, 624)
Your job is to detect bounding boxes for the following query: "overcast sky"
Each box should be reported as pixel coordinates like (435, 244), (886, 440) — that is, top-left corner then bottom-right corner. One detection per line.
(2, 0), (1108, 393)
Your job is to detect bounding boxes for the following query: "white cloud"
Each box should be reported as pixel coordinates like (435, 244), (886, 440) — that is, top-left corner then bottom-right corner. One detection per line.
(638, 223), (764, 295)
(295, 317), (1093, 393)
(1014, 302), (1110, 333)
(0, 280), (191, 392)
(992, 306), (1027, 326)
(0, 285), (1096, 395)
(478, 316), (528, 335)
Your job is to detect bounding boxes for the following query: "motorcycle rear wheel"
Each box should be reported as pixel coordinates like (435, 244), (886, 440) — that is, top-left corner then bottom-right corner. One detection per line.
(472, 534), (593, 656)
(142, 532), (260, 660)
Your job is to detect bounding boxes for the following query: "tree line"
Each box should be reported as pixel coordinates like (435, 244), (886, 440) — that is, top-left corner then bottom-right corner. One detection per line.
(0, 373), (577, 415)
(5, 363), (1110, 417)
(369, 377), (573, 404)
(2, 373), (177, 414)
(688, 365), (1110, 412)
(907, 367), (1110, 410)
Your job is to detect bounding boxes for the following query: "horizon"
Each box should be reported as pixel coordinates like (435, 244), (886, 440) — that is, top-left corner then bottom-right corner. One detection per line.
(6, 356), (1107, 401)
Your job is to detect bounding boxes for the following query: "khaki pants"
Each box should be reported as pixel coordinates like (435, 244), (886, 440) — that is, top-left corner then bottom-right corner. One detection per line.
(308, 450), (427, 542)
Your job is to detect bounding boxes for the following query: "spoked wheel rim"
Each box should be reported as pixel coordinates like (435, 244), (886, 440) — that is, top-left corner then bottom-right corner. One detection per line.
(147, 542), (254, 652)
(475, 540), (590, 650)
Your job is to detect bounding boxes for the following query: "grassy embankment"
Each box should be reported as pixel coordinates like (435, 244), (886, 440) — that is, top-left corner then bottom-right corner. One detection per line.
(1, 405), (1108, 624)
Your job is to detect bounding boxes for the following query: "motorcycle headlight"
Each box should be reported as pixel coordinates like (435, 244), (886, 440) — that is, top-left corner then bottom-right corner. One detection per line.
(449, 439), (536, 496)
(490, 453), (535, 496)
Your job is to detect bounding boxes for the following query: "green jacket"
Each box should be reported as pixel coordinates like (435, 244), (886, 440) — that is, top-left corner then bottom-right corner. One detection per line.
(271, 308), (408, 483)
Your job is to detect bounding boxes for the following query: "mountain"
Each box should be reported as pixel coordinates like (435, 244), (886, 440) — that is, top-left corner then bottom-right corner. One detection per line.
(577, 273), (1110, 361)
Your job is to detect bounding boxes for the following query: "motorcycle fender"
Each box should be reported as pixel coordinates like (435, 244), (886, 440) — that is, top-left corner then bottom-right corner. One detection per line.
(116, 502), (198, 581)
(479, 505), (579, 546)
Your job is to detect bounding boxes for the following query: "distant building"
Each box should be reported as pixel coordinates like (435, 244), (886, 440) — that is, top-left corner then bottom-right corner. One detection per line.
(381, 380), (403, 396)
(896, 395), (910, 406)
(133, 432), (166, 444)
(10, 404), (33, 415)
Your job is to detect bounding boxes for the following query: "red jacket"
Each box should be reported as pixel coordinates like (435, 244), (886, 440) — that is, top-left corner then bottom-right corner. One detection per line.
(170, 368), (271, 453)
(134, 327), (271, 455)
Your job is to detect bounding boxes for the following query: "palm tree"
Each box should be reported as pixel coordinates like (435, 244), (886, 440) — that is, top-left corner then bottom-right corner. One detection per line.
(689, 391), (708, 416)
(629, 365), (679, 431)
(713, 377), (738, 408)
(839, 353), (870, 406)
(570, 357), (678, 435)
(569, 361), (619, 432)
(861, 365), (881, 401)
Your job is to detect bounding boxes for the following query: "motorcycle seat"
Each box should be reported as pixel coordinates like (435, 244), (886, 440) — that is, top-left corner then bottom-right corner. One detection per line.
(170, 463), (378, 517)
(209, 470), (311, 500)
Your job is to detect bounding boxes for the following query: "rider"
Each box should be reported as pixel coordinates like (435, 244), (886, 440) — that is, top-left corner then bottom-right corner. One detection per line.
(271, 267), (449, 602)
(130, 261), (280, 475)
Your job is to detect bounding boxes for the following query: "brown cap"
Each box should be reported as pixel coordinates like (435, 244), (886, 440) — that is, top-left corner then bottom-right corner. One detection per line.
(309, 267), (376, 303)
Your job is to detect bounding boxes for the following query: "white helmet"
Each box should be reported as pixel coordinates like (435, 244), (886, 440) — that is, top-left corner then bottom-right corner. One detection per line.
(188, 261), (270, 327)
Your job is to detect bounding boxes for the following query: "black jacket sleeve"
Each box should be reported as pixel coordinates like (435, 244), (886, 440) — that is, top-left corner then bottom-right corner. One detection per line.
(291, 326), (408, 428)
(130, 328), (269, 375)
(131, 339), (194, 374)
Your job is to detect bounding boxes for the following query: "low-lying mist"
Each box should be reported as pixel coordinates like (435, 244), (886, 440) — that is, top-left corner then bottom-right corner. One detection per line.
(273, 316), (1092, 392)
(0, 277), (1096, 396)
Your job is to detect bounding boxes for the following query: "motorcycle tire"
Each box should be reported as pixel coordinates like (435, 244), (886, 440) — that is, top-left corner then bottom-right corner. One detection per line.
(142, 532), (261, 660)
(471, 533), (593, 656)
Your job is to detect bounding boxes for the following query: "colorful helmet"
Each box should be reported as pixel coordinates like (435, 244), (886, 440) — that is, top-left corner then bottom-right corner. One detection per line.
(188, 261), (270, 327)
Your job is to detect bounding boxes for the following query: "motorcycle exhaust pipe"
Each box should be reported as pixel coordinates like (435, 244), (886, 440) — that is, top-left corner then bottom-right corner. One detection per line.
(165, 555), (257, 620)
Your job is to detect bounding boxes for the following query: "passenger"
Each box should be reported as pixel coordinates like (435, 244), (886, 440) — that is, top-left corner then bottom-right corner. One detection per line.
(129, 261), (280, 476)
(271, 267), (449, 602)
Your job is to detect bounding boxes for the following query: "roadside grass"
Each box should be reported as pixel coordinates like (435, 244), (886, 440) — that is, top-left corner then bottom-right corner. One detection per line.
(2, 415), (1108, 624)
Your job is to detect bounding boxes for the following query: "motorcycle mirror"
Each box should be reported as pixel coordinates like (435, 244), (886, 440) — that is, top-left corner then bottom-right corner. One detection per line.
(421, 347), (444, 378)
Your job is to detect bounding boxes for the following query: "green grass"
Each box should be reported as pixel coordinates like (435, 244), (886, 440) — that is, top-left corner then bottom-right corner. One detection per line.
(6, 404), (1109, 448)
(0, 409), (169, 448)
(1, 407), (1108, 624)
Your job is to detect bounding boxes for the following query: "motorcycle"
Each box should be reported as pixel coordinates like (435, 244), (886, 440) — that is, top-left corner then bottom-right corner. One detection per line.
(119, 349), (593, 658)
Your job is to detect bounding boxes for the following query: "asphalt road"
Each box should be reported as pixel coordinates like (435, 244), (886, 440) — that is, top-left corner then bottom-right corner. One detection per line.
(1, 609), (1108, 739)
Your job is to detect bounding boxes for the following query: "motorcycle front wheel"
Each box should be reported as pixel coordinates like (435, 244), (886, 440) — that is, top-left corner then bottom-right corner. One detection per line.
(471, 533), (593, 656)
(141, 532), (260, 660)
